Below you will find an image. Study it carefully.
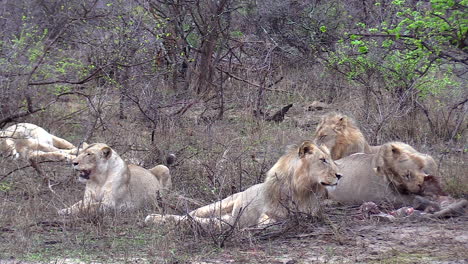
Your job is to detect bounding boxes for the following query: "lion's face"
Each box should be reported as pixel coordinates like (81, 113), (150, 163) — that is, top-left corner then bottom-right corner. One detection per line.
(314, 114), (347, 153)
(377, 143), (428, 194)
(297, 141), (342, 190)
(314, 125), (338, 152)
(72, 143), (112, 183)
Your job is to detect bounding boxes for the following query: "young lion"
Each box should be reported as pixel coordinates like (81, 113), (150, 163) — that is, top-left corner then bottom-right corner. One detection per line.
(313, 112), (378, 160)
(328, 142), (435, 207)
(0, 123), (77, 162)
(145, 141), (342, 229)
(58, 143), (172, 215)
(314, 112), (441, 188)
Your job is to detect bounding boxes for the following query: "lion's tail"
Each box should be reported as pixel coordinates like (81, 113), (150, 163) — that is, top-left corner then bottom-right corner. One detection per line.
(165, 153), (176, 166)
(149, 165), (172, 189)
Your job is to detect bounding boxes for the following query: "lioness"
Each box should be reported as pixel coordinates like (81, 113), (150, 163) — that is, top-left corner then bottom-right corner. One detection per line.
(0, 123), (77, 162)
(58, 143), (171, 215)
(145, 141), (342, 228)
(314, 112), (379, 160)
(328, 142), (435, 206)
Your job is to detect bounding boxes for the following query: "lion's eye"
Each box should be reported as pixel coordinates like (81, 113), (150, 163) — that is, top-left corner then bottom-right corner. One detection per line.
(320, 158), (327, 164)
(405, 173), (411, 180)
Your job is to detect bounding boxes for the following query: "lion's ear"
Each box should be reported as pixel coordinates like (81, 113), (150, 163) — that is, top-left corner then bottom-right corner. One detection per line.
(101, 146), (112, 159)
(299, 141), (315, 158)
(390, 144), (401, 157)
(336, 116), (347, 131)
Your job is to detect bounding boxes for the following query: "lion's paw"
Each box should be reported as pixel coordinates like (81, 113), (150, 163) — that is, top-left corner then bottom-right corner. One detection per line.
(145, 214), (182, 225)
(145, 214), (165, 224)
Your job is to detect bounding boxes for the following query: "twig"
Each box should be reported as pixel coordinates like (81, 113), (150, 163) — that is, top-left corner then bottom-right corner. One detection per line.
(0, 160), (62, 181)
(216, 67), (292, 94)
(286, 231), (333, 239)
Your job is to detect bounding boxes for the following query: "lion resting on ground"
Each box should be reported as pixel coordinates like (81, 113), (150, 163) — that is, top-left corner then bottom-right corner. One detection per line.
(328, 142), (437, 207)
(58, 143), (171, 215)
(314, 112), (438, 177)
(314, 112), (379, 160)
(145, 141), (341, 229)
(0, 123), (77, 162)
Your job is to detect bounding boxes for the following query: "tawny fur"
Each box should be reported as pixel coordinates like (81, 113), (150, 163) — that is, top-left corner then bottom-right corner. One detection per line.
(145, 141), (341, 229)
(58, 143), (171, 216)
(328, 142), (434, 207)
(0, 123), (76, 162)
(314, 112), (440, 184)
(314, 112), (376, 160)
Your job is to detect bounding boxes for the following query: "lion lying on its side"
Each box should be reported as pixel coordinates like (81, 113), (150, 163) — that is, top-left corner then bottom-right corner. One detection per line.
(145, 141), (342, 229)
(328, 142), (438, 207)
(0, 123), (77, 162)
(314, 112), (438, 176)
(58, 143), (171, 215)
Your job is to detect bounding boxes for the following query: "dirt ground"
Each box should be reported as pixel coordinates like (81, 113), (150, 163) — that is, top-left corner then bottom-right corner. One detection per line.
(198, 218), (468, 264)
(1, 203), (467, 264)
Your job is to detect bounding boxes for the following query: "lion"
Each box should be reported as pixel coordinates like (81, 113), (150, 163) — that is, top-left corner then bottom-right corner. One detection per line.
(58, 143), (172, 216)
(0, 123), (77, 161)
(145, 141), (342, 229)
(0, 123), (81, 176)
(314, 113), (442, 190)
(313, 112), (379, 160)
(328, 142), (438, 207)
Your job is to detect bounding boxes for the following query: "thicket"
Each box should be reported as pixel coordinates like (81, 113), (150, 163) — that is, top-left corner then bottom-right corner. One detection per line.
(0, 0), (465, 139)
(0, 0), (466, 260)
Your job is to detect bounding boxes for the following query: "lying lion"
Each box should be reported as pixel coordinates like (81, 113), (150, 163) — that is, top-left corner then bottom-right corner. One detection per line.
(145, 141), (342, 229)
(314, 112), (438, 176)
(0, 123), (77, 162)
(58, 143), (172, 215)
(0, 123), (81, 175)
(313, 112), (379, 160)
(328, 142), (438, 207)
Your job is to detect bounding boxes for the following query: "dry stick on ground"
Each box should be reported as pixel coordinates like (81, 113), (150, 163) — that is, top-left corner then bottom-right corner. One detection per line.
(431, 199), (468, 218)
(0, 160), (67, 182)
(265, 104), (293, 123)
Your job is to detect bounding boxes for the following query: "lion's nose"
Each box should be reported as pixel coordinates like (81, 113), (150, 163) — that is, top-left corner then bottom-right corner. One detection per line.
(336, 173), (343, 180)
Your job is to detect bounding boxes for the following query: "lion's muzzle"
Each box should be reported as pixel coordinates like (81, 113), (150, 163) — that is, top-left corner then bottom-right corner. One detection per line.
(320, 173), (342, 188)
(78, 170), (91, 180)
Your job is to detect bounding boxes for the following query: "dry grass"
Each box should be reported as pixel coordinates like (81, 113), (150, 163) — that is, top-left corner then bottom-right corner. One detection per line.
(0, 65), (466, 263)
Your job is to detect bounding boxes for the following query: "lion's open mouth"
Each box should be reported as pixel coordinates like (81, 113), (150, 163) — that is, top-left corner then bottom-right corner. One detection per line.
(320, 182), (337, 186)
(78, 170), (91, 180)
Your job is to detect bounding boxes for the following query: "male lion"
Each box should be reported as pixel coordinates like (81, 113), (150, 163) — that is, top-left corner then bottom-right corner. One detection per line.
(328, 142), (435, 206)
(0, 123), (77, 162)
(313, 112), (379, 160)
(314, 112), (441, 188)
(58, 143), (172, 215)
(145, 141), (342, 229)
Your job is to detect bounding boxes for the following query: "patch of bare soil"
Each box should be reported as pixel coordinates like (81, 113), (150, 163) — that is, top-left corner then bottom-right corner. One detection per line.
(192, 217), (468, 264)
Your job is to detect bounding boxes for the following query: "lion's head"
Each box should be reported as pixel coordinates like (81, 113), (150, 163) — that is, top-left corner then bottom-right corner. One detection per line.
(375, 142), (430, 194)
(72, 143), (115, 183)
(314, 112), (368, 160)
(265, 141), (342, 212)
